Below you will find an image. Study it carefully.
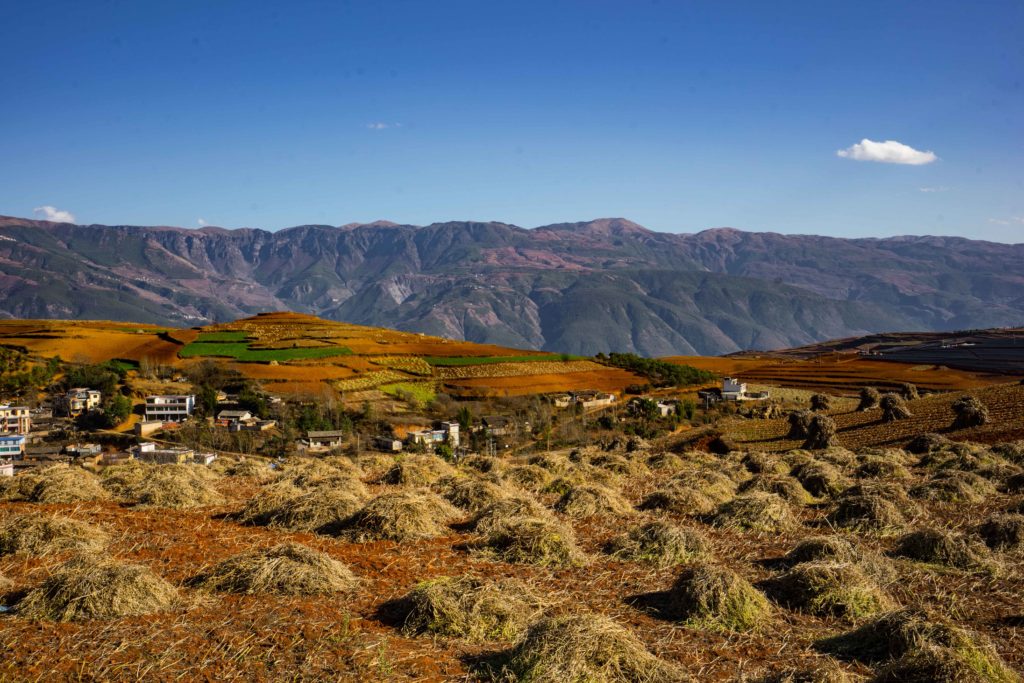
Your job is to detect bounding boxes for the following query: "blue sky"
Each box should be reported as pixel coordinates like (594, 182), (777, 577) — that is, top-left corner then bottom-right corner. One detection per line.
(1, 0), (1021, 241)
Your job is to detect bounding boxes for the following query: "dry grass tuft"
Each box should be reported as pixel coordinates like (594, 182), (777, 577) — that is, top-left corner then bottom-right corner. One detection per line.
(666, 563), (773, 632)
(472, 515), (586, 567)
(0, 513), (108, 556)
(977, 513), (1024, 550)
(17, 554), (178, 621)
(3, 464), (111, 504)
(890, 529), (994, 571)
(494, 612), (685, 683)
(760, 561), (893, 619)
(397, 575), (544, 642)
(554, 484), (634, 518)
(606, 520), (708, 567)
(712, 493), (796, 532)
(381, 454), (456, 487)
(195, 542), (357, 595)
(342, 489), (457, 542)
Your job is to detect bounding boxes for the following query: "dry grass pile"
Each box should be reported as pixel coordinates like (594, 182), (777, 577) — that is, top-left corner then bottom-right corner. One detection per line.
(437, 476), (510, 512)
(343, 489), (457, 542)
(381, 454), (455, 487)
(976, 513), (1024, 550)
(590, 453), (646, 477)
(397, 576), (544, 642)
(739, 475), (815, 505)
(951, 395), (989, 430)
(810, 393), (832, 412)
(741, 452), (790, 476)
(2, 464), (111, 504)
(131, 464), (225, 508)
(283, 456), (362, 486)
(788, 410), (814, 439)
(712, 493), (796, 532)
(646, 452), (686, 472)
(783, 536), (895, 583)
(503, 464), (553, 492)
(856, 457), (911, 480)
(462, 455), (505, 475)
(638, 484), (717, 517)
(195, 542), (357, 595)
(0, 513), (108, 556)
(493, 612), (685, 683)
(906, 433), (952, 455)
(792, 460), (847, 498)
(815, 608), (1017, 683)
(991, 440), (1024, 464)
(223, 458), (276, 480)
(670, 469), (737, 504)
(803, 414), (838, 450)
(17, 554), (178, 621)
(527, 453), (571, 473)
(827, 495), (907, 533)
(761, 562), (893, 619)
(753, 664), (854, 683)
(98, 461), (150, 498)
(890, 529), (994, 571)
(857, 387), (881, 412)
(472, 515), (585, 567)
(237, 482), (365, 532)
(554, 484), (633, 518)
(666, 563), (772, 632)
(470, 496), (552, 534)
(606, 520), (709, 567)
(910, 471), (997, 504)
(880, 394), (912, 422)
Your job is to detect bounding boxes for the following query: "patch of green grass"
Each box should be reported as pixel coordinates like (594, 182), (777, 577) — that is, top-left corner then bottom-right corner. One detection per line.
(194, 331), (250, 342)
(380, 382), (436, 405)
(424, 354), (579, 366)
(179, 341), (351, 362)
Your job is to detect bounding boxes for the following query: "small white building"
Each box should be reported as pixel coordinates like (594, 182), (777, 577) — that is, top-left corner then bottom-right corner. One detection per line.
(145, 395), (195, 422)
(133, 442), (195, 464)
(721, 378), (770, 401)
(305, 430), (346, 451)
(408, 421), (460, 449)
(0, 459), (13, 477)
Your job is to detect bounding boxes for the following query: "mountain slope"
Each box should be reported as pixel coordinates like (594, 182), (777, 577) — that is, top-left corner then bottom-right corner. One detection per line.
(1, 215), (1022, 355)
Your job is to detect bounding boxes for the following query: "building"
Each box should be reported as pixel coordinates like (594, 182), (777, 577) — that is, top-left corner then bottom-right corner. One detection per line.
(372, 436), (403, 453)
(135, 420), (163, 437)
(0, 404), (31, 434)
(133, 442), (195, 464)
(407, 421), (460, 449)
(66, 443), (102, 458)
(0, 459), (13, 477)
(553, 391), (616, 409)
(720, 378), (770, 402)
(481, 415), (514, 437)
(0, 434), (27, 459)
(215, 410), (253, 427)
(306, 430), (346, 450)
(144, 395), (195, 422)
(55, 388), (102, 417)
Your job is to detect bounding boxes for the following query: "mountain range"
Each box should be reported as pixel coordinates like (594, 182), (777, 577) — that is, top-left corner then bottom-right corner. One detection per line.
(1, 215), (1022, 356)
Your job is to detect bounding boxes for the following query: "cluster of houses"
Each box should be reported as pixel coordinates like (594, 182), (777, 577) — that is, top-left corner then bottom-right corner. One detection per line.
(1, 403), (31, 471)
(552, 391), (617, 409)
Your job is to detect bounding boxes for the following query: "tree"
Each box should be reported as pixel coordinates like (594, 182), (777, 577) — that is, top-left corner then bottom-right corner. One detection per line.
(951, 395), (988, 429)
(857, 387), (880, 412)
(456, 406), (473, 433)
(435, 443), (454, 461)
(104, 395), (132, 426)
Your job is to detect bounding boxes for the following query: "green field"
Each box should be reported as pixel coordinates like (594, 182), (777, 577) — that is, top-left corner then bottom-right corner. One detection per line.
(179, 341), (352, 362)
(380, 382), (437, 405)
(193, 331), (250, 342)
(424, 354), (577, 366)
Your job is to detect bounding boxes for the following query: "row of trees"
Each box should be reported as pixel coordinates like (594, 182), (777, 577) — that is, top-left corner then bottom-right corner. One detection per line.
(597, 353), (715, 388)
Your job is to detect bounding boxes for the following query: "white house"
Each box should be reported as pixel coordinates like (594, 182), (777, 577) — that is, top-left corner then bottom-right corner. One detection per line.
(721, 378), (770, 401)
(145, 395), (195, 422)
(408, 421), (460, 449)
(0, 459), (13, 477)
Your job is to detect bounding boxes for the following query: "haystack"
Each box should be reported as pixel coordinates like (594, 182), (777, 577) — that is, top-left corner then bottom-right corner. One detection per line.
(6, 464), (111, 504)
(470, 495), (552, 534)
(554, 484), (633, 518)
(977, 513), (1024, 550)
(504, 464), (553, 492)
(910, 471), (997, 504)
(195, 542), (357, 595)
(900, 383), (920, 400)
(739, 475), (814, 505)
(711, 493), (795, 532)
(646, 452), (686, 472)
(133, 464), (225, 508)
(788, 410), (814, 439)
(99, 461), (151, 498)
(741, 452), (791, 476)
(666, 563), (772, 632)
(638, 484), (717, 517)
(343, 490), (457, 542)
(0, 513), (108, 556)
(462, 455), (505, 475)
(282, 456), (362, 487)
(792, 460), (847, 498)
(527, 453), (571, 473)
(761, 562), (893, 619)
(827, 495), (906, 533)
(17, 554), (178, 621)
(495, 612), (684, 683)
(223, 458), (276, 480)
(803, 415), (838, 450)
(880, 394), (912, 422)
(438, 476), (510, 512)
(606, 520), (708, 567)
(855, 457), (911, 480)
(237, 482), (364, 532)
(670, 470), (737, 504)
(951, 395), (989, 430)
(810, 393), (832, 412)
(398, 575), (544, 642)
(871, 644), (1019, 683)
(754, 664), (855, 683)
(381, 454), (455, 487)
(890, 529), (994, 571)
(906, 433), (951, 455)
(783, 536), (895, 583)
(857, 387), (881, 412)
(473, 515), (585, 567)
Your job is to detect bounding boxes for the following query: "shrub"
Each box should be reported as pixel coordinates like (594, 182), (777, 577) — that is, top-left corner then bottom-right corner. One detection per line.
(977, 514), (1024, 550)
(666, 563), (772, 632)
(606, 521), (708, 567)
(880, 394), (912, 422)
(17, 554), (178, 621)
(472, 515), (585, 567)
(0, 513), (108, 556)
(890, 529), (994, 571)
(554, 484), (633, 518)
(803, 415), (837, 450)
(397, 576), (544, 642)
(951, 395), (989, 430)
(342, 490), (457, 542)
(712, 493), (795, 532)
(760, 562), (893, 619)
(195, 542), (357, 595)
(857, 387), (881, 412)
(493, 612), (683, 683)
(810, 394), (832, 412)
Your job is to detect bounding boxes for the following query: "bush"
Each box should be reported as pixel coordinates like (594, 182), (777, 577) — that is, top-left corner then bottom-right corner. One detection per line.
(606, 521), (708, 567)
(195, 542), (357, 595)
(17, 554), (178, 621)
(0, 513), (108, 556)
(760, 562), (893, 619)
(666, 563), (772, 632)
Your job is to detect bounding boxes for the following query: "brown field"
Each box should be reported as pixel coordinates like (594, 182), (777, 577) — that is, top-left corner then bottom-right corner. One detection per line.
(445, 368), (644, 397)
(725, 381), (1024, 450)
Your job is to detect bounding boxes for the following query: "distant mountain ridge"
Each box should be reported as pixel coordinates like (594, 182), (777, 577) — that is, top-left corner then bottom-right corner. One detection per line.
(1, 214), (1022, 356)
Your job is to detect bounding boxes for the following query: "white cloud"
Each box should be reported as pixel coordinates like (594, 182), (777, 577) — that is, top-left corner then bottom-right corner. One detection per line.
(366, 122), (402, 130)
(33, 205), (77, 223)
(988, 216), (1024, 226)
(919, 186), (950, 193)
(836, 138), (937, 165)
(197, 218), (208, 227)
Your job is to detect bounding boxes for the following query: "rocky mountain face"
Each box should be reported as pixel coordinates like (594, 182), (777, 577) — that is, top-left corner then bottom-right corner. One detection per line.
(1, 215), (1022, 356)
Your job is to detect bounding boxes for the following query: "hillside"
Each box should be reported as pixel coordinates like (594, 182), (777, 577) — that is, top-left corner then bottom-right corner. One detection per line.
(3, 215), (1023, 356)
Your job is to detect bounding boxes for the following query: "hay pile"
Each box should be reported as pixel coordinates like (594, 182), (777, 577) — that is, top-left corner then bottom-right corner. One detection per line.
(803, 415), (838, 450)
(711, 493), (796, 532)
(906, 433), (952, 455)
(638, 484), (717, 517)
(462, 455), (505, 475)
(554, 484), (633, 518)
(381, 455), (455, 487)
(783, 537), (895, 583)
(528, 452), (571, 473)
(17, 554), (178, 621)
(438, 476), (510, 512)
(890, 529), (994, 571)
(792, 460), (847, 498)
(810, 393), (832, 412)
(0, 513), (108, 556)
(951, 396), (990, 430)
(880, 394), (912, 422)
(223, 458), (276, 480)
(283, 456), (362, 486)
(343, 490), (457, 542)
(670, 470), (737, 504)
(195, 542), (357, 595)
(646, 452), (686, 472)
(99, 461), (151, 498)
(470, 496), (552, 534)
(815, 608), (1017, 683)
(237, 482), (365, 532)
(977, 513), (1024, 550)
(788, 410), (814, 439)
(900, 383), (920, 400)
(666, 563), (772, 632)
(503, 464), (553, 492)
(398, 575), (544, 642)
(741, 452), (791, 476)
(494, 613), (684, 683)
(857, 387), (881, 412)
(855, 457), (911, 481)
(590, 453), (646, 477)
(827, 495), (907, 533)
(3, 464), (111, 503)
(606, 521), (708, 567)
(761, 562), (893, 619)
(910, 471), (997, 504)
(739, 475), (815, 505)
(132, 464), (225, 508)
(473, 515), (585, 567)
